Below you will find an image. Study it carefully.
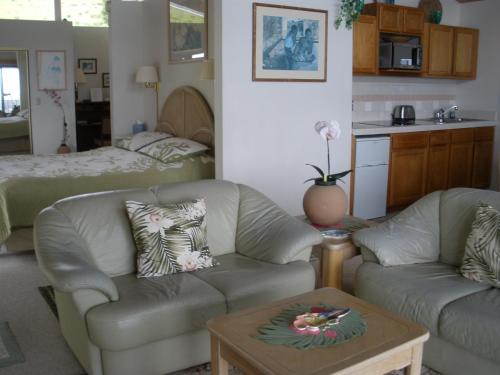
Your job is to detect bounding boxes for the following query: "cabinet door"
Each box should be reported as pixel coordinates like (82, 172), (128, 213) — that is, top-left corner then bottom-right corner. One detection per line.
(353, 16), (378, 75)
(379, 5), (402, 33)
(448, 129), (474, 189)
(424, 24), (454, 76)
(403, 8), (424, 34)
(388, 133), (428, 209)
(472, 127), (495, 188)
(427, 131), (450, 193)
(453, 27), (479, 79)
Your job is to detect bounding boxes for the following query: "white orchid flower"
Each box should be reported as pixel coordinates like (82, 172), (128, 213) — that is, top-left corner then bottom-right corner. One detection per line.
(314, 120), (341, 141)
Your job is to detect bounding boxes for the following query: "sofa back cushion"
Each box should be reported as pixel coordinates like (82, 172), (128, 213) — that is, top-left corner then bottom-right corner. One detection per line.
(440, 188), (500, 266)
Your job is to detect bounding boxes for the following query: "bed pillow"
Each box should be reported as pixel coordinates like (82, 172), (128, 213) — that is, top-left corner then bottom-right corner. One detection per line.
(126, 199), (218, 278)
(460, 203), (500, 288)
(17, 109), (29, 119)
(137, 137), (209, 164)
(115, 131), (173, 151)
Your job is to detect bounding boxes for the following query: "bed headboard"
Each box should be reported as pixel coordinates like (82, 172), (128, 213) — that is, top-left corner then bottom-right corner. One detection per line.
(156, 86), (214, 149)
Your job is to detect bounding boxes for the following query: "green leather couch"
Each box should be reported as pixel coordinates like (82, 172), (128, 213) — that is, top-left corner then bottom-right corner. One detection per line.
(353, 188), (500, 375)
(34, 180), (322, 375)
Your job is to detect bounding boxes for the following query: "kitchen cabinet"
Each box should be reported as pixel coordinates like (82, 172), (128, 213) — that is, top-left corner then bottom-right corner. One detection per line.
(453, 27), (479, 79)
(472, 127), (494, 188)
(448, 129), (474, 188)
(353, 15), (378, 75)
(388, 132), (428, 209)
(363, 4), (424, 34)
(423, 24), (479, 79)
(427, 131), (450, 193)
(423, 24), (454, 77)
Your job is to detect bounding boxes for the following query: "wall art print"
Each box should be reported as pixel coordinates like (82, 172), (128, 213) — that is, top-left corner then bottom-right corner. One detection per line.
(253, 3), (328, 82)
(168, 0), (208, 63)
(37, 50), (67, 90)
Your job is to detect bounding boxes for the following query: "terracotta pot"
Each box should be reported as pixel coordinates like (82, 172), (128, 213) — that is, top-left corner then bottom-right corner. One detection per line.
(303, 183), (347, 226)
(57, 144), (71, 154)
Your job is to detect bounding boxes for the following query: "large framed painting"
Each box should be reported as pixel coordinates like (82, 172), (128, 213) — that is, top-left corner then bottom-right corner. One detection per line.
(168, 0), (208, 63)
(253, 3), (328, 82)
(37, 50), (67, 90)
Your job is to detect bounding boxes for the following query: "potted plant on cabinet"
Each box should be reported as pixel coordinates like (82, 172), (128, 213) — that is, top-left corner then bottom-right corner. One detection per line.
(303, 121), (351, 226)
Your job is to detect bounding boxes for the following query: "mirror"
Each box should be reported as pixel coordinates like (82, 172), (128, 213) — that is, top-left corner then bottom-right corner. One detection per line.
(0, 49), (31, 155)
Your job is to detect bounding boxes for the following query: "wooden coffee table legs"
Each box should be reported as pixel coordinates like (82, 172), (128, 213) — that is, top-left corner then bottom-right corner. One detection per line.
(210, 335), (229, 375)
(405, 343), (424, 375)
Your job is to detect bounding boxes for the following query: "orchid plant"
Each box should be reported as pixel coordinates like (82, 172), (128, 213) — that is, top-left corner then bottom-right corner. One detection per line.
(306, 121), (351, 186)
(44, 89), (69, 145)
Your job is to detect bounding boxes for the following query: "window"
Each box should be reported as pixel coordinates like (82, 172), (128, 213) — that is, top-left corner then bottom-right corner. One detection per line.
(61, 0), (108, 27)
(0, 67), (21, 114)
(0, 0), (55, 21)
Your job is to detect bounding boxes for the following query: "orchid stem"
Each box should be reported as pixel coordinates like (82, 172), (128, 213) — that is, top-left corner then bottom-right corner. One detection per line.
(327, 140), (331, 179)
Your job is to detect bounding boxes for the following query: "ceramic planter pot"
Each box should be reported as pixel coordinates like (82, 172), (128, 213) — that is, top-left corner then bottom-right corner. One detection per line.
(303, 183), (347, 226)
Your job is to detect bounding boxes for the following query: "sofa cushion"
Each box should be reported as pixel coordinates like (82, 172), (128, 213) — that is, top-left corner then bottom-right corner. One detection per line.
(192, 253), (315, 312)
(355, 262), (490, 335)
(460, 204), (500, 287)
(86, 272), (226, 351)
(126, 199), (217, 277)
(440, 188), (500, 266)
(153, 180), (239, 257)
(439, 288), (500, 364)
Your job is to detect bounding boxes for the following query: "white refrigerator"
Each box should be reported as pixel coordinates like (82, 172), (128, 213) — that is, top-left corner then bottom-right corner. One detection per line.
(353, 136), (390, 219)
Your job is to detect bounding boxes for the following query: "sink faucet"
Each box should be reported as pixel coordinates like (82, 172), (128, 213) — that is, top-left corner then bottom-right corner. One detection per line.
(434, 105), (459, 123)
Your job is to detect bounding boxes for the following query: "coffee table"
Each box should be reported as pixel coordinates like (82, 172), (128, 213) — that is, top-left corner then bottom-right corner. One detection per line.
(207, 288), (429, 375)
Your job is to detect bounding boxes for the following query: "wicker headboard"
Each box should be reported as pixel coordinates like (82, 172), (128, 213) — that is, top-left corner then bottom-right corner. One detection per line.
(156, 86), (214, 149)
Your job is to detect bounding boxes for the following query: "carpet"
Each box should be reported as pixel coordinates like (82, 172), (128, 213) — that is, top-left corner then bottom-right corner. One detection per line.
(0, 322), (25, 368)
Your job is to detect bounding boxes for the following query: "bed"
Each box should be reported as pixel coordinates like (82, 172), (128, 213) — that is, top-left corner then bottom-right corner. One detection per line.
(0, 86), (215, 250)
(0, 115), (31, 155)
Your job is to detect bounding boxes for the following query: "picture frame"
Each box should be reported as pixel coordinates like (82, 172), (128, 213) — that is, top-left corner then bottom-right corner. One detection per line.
(37, 50), (67, 90)
(78, 58), (97, 74)
(102, 72), (110, 88)
(168, 0), (208, 63)
(252, 3), (328, 82)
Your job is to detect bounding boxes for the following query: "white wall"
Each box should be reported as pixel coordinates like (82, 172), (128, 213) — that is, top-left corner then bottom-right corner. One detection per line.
(218, 0), (353, 215)
(0, 20), (76, 154)
(456, 0), (500, 189)
(73, 27), (110, 101)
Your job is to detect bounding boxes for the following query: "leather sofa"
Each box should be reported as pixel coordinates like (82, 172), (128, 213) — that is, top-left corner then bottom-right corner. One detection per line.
(353, 188), (500, 375)
(34, 180), (322, 375)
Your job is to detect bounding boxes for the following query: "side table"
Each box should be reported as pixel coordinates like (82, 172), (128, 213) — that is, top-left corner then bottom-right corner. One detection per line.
(304, 215), (375, 291)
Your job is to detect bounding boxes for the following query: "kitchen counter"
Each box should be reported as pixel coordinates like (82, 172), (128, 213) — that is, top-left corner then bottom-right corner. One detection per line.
(352, 119), (498, 136)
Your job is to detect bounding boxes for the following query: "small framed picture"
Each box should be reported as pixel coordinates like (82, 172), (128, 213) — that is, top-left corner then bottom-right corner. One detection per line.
(78, 58), (97, 74)
(102, 72), (110, 88)
(168, 0), (208, 63)
(252, 3), (328, 82)
(37, 50), (67, 90)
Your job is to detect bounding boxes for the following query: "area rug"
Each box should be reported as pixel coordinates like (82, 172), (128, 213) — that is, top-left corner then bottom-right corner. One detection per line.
(0, 322), (25, 368)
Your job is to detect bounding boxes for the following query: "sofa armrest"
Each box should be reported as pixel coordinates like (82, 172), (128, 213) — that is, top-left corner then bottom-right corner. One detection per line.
(34, 207), (119, 301)
(235, 185), (323, 264)
(353, 191), (442, 267)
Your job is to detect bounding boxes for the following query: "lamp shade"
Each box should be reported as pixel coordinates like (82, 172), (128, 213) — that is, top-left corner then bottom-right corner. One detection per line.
(200, 59), (214, 80)
(135, 66), (159, 83)
(75, 68), (87, 84)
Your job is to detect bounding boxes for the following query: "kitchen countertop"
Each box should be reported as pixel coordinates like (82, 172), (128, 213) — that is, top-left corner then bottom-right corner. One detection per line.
(353, 119), (498, 136)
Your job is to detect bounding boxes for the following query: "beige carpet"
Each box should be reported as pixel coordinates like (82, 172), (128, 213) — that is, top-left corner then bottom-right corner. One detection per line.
(1, 250), (439, 375)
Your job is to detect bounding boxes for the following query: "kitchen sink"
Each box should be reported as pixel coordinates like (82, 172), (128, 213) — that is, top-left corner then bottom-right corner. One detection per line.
(419, 118), (486, 124)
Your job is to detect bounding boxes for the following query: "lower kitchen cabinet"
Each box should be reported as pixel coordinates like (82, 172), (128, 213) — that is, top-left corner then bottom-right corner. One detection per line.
(388, 133), (428, 209)
(388, 126), (494, 211)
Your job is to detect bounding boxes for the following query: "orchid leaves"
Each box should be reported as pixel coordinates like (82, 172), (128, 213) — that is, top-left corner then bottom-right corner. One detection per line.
(304, 164), (351, 185)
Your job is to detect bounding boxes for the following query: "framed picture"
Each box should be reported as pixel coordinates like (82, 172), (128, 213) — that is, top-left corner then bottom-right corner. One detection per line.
(37, 50), (67, 90)
(102, 72), (110, 88)
(168, 0), (208, 63)
(252, 3), (328, 82)
(78, 58), (97, 74)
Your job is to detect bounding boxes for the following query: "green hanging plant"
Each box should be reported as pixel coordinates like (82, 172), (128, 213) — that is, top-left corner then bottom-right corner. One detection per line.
(335, 0), (365, 30)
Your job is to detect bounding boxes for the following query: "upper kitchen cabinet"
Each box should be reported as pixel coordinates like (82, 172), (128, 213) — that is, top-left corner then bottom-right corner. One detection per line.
(363, 4), (424, 34)
(453, 27), (479, 79)
(353, 15), (378, 75)
(422, 24), (479, 79)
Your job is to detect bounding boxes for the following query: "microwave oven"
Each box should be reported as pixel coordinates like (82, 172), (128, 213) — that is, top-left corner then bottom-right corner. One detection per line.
(380, 42), (422, 70)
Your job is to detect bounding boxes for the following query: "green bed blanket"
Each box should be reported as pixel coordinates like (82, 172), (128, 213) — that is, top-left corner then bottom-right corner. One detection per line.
(0, 147), (214, 244)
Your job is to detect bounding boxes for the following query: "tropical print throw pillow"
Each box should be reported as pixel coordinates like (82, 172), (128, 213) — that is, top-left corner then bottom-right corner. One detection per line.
(115, 131), (173, 151)
(137, 137), (209, 164)
(126, 199), (218, 278)
(460, 203), (500, 288)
